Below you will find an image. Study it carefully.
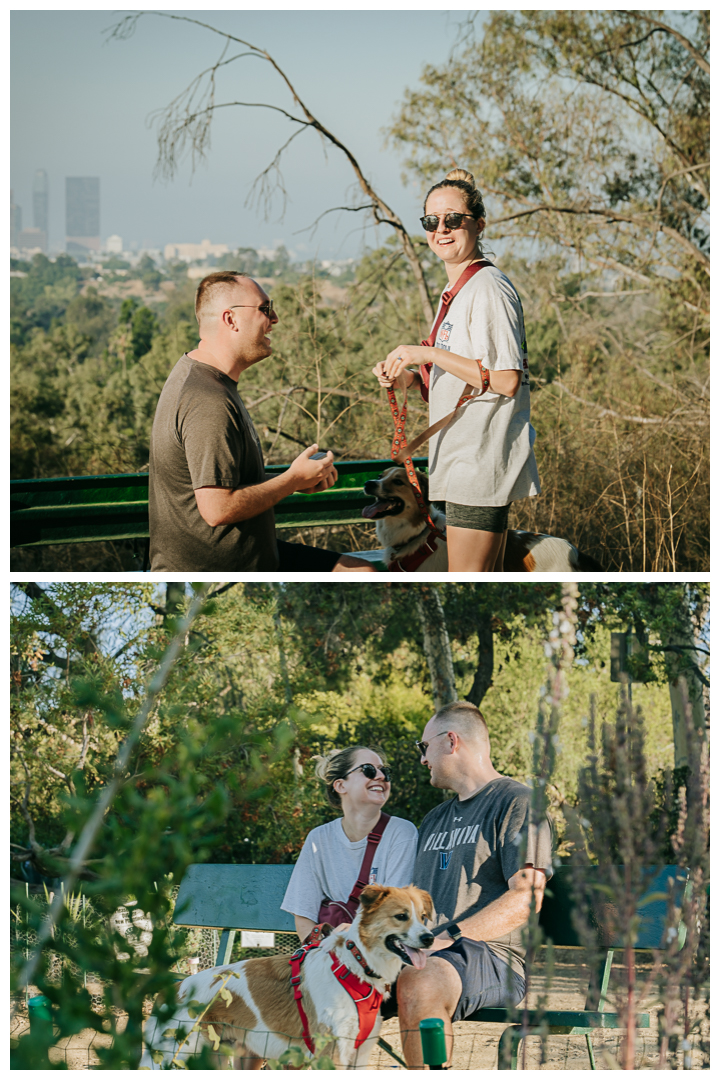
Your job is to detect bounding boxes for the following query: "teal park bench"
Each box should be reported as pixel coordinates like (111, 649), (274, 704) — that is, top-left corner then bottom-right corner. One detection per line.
(169, 862), (689, 1070)
(10, 458), (425, 569)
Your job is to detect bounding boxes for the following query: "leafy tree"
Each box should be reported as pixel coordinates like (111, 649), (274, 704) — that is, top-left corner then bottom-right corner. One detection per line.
(136, 253), (163, 291)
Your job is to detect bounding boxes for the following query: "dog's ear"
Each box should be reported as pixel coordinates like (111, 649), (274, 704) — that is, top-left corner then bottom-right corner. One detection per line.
(360, 884), (390, 909)
(413, 887), (434, 921)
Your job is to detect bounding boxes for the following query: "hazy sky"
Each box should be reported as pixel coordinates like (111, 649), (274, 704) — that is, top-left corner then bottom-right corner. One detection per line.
(11, 7), (478, 261)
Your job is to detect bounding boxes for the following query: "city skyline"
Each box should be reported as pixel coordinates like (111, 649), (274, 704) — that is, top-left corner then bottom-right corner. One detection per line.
(11, 9), (473, 261)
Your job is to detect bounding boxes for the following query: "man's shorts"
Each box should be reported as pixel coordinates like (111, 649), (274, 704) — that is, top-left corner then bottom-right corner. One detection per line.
(435, 939), (526, 1021)
(380, 939), (525, 1022)
(276, 539), (341, 572)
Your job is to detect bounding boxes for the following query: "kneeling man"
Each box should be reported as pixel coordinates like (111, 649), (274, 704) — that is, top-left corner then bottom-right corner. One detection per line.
(399, 701), (553, 1066)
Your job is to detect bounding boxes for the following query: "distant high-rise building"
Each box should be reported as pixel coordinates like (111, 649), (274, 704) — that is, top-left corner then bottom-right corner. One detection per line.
(66, 177), (100, 254)
(32, 169), (49, 251)
(10, 190), (22, 248)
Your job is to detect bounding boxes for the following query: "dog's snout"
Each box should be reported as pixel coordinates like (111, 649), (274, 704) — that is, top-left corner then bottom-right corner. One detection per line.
(420, 932), (435, 948)
(364, 479), (382, 495)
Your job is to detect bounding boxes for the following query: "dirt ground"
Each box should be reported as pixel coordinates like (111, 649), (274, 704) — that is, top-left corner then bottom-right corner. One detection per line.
(12, 951), (709, 1070)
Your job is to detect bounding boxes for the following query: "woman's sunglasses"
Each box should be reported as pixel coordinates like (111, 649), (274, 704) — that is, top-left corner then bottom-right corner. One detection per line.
(419, 212), (474, 232)
(230, 299), (275, 317)
(344, 763), (392, 783)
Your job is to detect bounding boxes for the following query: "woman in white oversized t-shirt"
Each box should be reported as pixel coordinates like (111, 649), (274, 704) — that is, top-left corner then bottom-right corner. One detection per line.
(373, 168), (540, 572)
(280, 746), (417, 943)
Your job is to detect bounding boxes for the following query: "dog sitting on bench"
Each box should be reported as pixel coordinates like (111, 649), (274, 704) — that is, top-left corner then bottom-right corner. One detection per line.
(362, 467), (603, 572)
(140, 884), (433, 1070)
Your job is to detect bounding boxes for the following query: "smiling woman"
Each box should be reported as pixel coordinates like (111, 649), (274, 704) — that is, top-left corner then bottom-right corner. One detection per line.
(280, 746), (418, 944)
(373, 168), (541, 572)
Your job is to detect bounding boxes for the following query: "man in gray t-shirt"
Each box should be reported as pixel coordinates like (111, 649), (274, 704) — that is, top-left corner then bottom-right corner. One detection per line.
(149, 271), (375, 572)
(396, 701), (553, 1068)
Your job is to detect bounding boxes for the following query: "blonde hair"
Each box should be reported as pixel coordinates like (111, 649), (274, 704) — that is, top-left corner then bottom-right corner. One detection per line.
(424, 167), (486, 222)
(312, 746), (384, 809)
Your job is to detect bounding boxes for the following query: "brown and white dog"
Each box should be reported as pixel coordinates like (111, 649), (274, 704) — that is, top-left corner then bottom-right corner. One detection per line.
(362, 467), (604, 572)
(140, 884), (433, 1070)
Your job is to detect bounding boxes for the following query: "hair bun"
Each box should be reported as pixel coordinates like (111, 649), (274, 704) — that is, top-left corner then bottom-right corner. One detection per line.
(311, 749), (342, 782)
(445, 167), (476, 188)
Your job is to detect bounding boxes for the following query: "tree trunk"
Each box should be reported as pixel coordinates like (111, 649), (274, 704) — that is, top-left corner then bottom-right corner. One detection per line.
(466, 617), (494, 706)
(666, 587), (707, 769)
(416, 587), (457, 711)
(164, 583), (186, 624)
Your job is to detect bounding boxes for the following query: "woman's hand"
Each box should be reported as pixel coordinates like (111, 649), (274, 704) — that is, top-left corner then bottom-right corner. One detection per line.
(372, 346), (425, 390)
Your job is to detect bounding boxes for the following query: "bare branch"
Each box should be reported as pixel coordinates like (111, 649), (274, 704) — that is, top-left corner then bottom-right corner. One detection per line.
(551, 380), (705, 427)
(624, 12), (710, 75)
(206, 583), (240, 601)
(491, 203), (709, 270)
(293, 204), (375, 237)
(246, 384), (425, 415)
(107, 10), (435, 325)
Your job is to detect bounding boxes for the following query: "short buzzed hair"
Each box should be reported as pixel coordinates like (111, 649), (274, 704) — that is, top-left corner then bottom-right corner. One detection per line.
(432, 700), (489, 744)
(194, 270), (248, 326)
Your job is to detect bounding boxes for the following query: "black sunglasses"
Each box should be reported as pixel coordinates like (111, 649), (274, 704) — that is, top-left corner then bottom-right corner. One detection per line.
(419, 212), (474, 232)
(345, 762), (392, 783)
(230, 299), (275, 318)
(414, 731), (450, 756)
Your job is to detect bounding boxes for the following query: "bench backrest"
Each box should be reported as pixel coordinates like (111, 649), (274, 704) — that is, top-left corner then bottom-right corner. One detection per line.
(174, 862), (687, 950)
(11, 458), (428, 548)
(173, 864), (295, 933)
(539, 865), (689, 949)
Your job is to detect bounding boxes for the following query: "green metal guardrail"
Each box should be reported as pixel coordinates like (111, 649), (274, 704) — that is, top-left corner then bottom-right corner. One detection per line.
(10, 458), (426, 552)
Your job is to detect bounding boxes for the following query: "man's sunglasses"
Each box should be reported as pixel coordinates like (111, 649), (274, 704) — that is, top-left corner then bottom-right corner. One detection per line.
(230, 299), (275, 318)
(419, 212), (474, 232)
(345, 762), (392, 783)
(414, 731), (450, 756)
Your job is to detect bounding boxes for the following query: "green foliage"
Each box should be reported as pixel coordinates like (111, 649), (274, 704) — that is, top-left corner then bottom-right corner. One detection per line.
(10, 584), (285, 1069)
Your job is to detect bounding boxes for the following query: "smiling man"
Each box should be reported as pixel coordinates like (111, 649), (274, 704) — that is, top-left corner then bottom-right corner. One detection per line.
(149, 270), (375, 572)
(396, 700), (553, 1067)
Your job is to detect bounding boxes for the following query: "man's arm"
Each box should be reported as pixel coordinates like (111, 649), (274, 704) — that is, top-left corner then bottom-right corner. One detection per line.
(195, 445), (337, 527)
(428, 865), (547, 949)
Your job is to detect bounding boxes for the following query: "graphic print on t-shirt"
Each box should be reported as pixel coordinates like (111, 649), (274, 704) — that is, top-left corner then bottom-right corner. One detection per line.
(422, 825), (481, 853)
(437, 320), (453, 348)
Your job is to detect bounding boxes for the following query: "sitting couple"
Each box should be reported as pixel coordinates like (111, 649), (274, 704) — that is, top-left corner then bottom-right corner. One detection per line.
(280, 701), (553, 1067)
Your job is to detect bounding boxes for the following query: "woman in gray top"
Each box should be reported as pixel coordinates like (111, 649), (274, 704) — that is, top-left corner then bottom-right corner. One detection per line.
(373, 168), (540, 572)
(280, 746), (417, 942)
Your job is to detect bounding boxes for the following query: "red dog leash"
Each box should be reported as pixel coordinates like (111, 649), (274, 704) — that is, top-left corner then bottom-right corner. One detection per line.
(387, 260), (492, 529)
(289, 930), (383, 1054)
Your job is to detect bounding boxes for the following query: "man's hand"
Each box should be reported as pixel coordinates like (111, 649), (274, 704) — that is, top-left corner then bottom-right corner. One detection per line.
(287, 445), (337, 494)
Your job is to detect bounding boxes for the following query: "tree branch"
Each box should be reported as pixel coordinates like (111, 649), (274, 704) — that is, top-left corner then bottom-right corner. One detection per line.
(108, 10), (435, 326)
(491, 203), (709, 270)
(551, 380), (704, 427)
(293, 204), (375, 237)
(625, 12), (710, 75)
(206, 583), (240, 601)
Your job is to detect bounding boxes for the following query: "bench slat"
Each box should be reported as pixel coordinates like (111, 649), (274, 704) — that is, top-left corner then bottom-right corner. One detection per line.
(11, 458), (428, 547)
(467, 1008), (649, 1029)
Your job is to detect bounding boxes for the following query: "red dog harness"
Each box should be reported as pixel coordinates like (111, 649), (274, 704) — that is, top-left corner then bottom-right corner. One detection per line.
(289, 930), (384, 1053)
(387, 530), (445, 573)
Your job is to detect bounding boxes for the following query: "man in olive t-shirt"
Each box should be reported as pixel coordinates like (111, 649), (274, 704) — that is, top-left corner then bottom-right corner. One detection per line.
(396, 701), (553, 1068)
(149, 271), (375, 572)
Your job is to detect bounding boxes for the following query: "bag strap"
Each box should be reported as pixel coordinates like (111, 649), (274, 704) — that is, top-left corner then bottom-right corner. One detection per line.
(345, 812), (390, 912)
